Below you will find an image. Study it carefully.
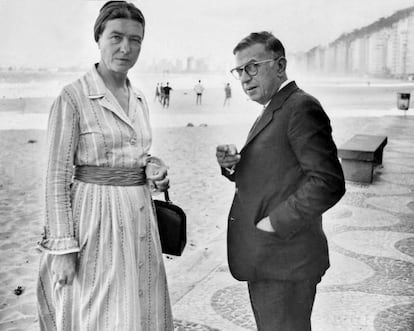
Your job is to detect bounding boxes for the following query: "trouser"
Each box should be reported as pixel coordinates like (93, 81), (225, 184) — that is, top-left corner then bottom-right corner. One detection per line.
(163, 96), (170, 107)
(248, 277), (320, 331)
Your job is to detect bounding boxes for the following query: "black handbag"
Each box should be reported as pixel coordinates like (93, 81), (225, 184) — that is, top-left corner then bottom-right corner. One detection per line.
(153, 190), (186, 256)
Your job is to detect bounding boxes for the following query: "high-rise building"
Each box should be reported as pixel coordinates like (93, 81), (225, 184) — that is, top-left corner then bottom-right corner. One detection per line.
(303, 6), (414, 78)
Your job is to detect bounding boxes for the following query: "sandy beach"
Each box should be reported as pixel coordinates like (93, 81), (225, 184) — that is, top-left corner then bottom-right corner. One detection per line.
(0, 75), (412, 330)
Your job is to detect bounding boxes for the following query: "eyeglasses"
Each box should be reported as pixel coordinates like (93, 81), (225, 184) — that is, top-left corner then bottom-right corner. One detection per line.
(230, 57), (282, 80)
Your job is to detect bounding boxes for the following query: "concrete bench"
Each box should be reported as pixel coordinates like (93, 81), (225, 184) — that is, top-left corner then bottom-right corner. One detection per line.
(338, 134), (388, 183)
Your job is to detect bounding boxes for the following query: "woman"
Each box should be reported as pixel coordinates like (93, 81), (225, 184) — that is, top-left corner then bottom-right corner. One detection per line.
(37, 1), (173, 330)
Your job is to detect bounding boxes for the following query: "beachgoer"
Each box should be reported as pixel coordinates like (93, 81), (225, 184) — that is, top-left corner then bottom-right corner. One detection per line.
(160, 82), (165, 104)
(223, 82), (232, 106)
(36, 2), (173, 330)
(163, 82), (172, 108)
(216, 31), (346, 331)
(194, 80), (204, 105)
(155, 82), (160, 102)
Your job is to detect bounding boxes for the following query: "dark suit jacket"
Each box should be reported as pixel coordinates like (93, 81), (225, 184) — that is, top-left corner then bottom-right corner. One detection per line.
(222, 81), (345, 281)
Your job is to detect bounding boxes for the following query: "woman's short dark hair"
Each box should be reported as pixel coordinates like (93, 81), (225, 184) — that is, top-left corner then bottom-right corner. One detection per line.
(94, 1), (145, 42)
(233, 31), (285, 57)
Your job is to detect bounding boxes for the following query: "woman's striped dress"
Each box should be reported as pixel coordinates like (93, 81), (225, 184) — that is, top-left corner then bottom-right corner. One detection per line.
(37, 66), (173, 330)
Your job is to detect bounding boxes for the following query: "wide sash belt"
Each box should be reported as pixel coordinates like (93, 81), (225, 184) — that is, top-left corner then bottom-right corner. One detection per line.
(74, 166), (146, 186)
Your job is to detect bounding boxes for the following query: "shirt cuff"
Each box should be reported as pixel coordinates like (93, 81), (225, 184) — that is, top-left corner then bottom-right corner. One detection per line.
(225, 165), (236, 175)
(38, 237), (80, 255)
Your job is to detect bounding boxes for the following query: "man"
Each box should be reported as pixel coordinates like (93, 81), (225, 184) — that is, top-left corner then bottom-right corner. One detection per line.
(216, 31), (345, 331)
(194, 80), (204, 105)
(163, 82), (172, 108)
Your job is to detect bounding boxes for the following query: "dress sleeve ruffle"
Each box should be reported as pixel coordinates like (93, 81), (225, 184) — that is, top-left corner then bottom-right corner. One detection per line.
(38, 235), (80, 255)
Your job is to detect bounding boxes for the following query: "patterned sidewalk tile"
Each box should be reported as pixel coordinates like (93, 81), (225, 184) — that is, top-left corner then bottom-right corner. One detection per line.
(332, 230), (414, 264)
(366, 195), (414, 214)
(313, 292), (413, 331)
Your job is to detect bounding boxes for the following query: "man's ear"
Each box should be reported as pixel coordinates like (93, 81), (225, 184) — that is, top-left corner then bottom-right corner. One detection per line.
(277, 57), (287, 75)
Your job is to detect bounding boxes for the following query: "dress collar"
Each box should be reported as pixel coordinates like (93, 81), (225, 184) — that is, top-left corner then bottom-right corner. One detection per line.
(85, 64), (144, 101)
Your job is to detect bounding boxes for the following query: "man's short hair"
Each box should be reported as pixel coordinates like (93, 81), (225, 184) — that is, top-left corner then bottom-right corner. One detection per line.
(233, 31), (285, 57)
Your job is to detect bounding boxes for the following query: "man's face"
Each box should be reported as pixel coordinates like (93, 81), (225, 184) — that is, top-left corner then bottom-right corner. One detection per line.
(98, 18), (144, 74)
(235, 43), (282, 105)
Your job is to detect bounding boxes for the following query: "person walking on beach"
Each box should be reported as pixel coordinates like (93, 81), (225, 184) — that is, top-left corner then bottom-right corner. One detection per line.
(194, 79), (204, 105)
(223, 82), (232, 107)
(163, 82), (172, 108)
(160, 82), (165, 104)
(216, 31), (345, 331)
(36, 2), (173, 330)
(154, 82), (160, 102)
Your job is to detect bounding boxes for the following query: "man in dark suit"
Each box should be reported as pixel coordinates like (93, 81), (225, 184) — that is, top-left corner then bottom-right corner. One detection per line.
(216, 31), (346, 331)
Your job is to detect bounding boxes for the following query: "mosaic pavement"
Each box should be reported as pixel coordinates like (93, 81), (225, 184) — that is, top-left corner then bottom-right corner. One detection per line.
(172, 116), (414, 330)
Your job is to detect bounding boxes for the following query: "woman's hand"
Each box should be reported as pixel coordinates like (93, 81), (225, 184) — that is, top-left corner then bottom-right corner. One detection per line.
(51, 253), (77, 289)
(146, 156), (170, 192)
(149, 166), (170, 192)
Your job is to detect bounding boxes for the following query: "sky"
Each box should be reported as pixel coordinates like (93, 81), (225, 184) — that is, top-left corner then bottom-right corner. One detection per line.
(1, 0), (414, 68)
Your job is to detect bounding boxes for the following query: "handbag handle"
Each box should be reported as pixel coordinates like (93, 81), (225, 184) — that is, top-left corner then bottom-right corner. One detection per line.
(163, 190), (171, 203)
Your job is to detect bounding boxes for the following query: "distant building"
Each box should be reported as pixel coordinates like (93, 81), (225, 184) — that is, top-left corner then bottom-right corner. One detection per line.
(324, 46), (336, 73)
(303, 6), (414, 78)
(174, 58), (185, 72)
(288, 52), (307, 75)
(195, 58), (209, 72)
(186, 57), (196, 72)
(306, 46), (325, 73)
(367, 30), (386, 75)
(348, 37), (366, 73)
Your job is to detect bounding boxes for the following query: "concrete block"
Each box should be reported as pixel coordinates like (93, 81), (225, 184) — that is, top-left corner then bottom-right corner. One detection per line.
(341, 159), (374, 183)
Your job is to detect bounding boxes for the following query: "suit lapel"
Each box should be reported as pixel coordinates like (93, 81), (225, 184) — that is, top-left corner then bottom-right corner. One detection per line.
(242, 81), (299, 150)
(244, 108), (273, 147)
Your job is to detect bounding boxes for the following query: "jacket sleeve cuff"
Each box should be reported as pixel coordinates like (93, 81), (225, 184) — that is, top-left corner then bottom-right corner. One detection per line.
(220, 166), (236, 181)
(37, 237), (80, 255)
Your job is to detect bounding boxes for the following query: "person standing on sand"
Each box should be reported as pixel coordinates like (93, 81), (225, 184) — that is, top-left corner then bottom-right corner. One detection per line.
(163, 82), (172, 108)
(223, 82), (232, 107)
(36, 2), (173, 330)
(160, 82), (165, 104)
(154, 82), (160, 102)
(216, 31), (345, 331)
(194, 80), (204, 105)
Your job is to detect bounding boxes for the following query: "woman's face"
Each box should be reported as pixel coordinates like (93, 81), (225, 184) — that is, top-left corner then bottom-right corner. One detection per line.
(98, 18), (144, 74)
